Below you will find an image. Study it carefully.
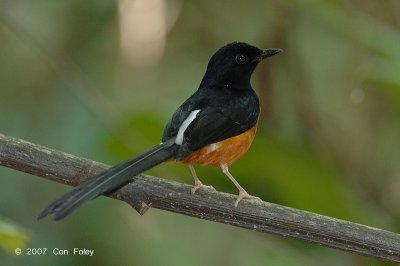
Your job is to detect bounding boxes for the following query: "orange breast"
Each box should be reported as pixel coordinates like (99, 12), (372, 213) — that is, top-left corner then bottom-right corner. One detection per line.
(178, 125), (257, 167)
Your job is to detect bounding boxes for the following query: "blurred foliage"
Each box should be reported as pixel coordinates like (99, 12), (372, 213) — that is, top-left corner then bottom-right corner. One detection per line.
(0, 0), (399, 265)
(0, 218), (28, 253)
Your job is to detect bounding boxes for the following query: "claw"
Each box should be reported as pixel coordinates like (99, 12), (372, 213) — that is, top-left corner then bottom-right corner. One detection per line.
(189, 164), (215, 195)
(191, 179), (215, 195)
(234, 190), (261, 207)
(234, 190), (250, 207)
(220, 163), (261, 207)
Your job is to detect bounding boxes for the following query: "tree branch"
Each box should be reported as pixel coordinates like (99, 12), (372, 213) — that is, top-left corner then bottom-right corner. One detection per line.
(0, 133), (399, 263)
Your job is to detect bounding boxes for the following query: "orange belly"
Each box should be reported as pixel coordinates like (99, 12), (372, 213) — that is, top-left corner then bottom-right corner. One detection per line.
(178, 125), (257, 167)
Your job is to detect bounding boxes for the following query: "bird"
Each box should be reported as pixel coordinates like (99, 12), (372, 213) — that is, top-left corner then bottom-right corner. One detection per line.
(38, 42), (281, 221)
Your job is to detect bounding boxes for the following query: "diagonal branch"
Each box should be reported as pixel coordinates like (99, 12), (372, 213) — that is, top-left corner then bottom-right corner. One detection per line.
(0, 133), (399, 263)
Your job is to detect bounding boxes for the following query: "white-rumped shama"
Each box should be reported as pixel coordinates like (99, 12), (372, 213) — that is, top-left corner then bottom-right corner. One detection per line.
(38, 42), (281, 220)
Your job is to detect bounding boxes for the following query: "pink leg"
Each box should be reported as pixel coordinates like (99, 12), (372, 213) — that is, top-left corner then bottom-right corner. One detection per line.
(189, 164), (215, 195)
(221, 163), (257, 207)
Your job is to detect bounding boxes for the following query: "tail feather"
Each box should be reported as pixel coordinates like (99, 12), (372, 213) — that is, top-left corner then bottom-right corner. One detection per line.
(38, 139), (178, 221)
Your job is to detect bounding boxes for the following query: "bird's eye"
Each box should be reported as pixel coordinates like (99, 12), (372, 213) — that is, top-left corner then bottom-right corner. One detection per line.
(235, 54), (248, 64)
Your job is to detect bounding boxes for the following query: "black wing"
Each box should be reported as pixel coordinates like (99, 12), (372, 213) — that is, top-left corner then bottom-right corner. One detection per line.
(162, 87), (259, 160)
(162, 93), (200, 142)
(175, 105), (259, 160)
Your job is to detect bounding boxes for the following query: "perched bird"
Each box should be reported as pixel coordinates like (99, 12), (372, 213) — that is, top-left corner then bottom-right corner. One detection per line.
(38, 42), (281, 220)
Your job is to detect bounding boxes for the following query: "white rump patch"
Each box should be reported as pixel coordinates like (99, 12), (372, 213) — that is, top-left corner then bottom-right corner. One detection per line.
(207, 143), (220, 153)
(175, 110), (200, 145)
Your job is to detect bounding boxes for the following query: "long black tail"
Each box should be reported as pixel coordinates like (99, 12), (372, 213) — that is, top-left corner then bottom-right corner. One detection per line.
(38, 139), (178, 221)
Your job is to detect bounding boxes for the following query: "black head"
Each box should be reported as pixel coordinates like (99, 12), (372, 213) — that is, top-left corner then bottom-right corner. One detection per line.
(199, 42), (281, 90)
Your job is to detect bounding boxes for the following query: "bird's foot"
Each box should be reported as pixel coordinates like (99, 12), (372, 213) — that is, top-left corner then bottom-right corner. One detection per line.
(234, 190), (261, 207)
(191, 179), (215, 195)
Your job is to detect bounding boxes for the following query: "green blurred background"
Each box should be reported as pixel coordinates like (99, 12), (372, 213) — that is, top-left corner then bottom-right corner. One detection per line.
(1, 0), (399, 265)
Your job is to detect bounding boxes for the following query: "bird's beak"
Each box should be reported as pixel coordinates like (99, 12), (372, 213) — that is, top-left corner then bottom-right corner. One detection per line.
(254, 48), (282, 62)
